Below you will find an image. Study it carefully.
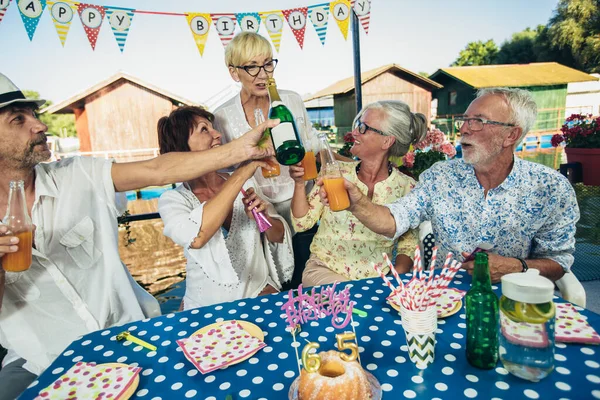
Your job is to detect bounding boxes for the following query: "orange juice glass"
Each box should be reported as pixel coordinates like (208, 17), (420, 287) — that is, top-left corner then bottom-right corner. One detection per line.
(2, 230), (32, 272)
(261, 158), (281, 178)
(323, 177), (350, 211)
(301, 151), (318, 180)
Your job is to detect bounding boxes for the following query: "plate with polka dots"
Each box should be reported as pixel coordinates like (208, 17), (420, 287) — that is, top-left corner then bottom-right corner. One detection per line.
(189, 320), (265, 368)
(387, 288), (465, 318)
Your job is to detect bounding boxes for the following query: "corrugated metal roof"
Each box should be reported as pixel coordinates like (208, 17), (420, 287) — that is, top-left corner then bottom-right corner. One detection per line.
(430, 62), (598, 89)
(43, 71), (200, 114)
(306, 64), (442, 101)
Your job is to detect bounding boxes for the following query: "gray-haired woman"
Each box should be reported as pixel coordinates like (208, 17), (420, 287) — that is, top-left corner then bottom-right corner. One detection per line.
(290, 100), (427, 286)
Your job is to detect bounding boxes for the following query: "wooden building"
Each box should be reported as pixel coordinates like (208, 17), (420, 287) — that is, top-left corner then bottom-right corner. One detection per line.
(305, 64), (443, 136)
(44, 72), (198, 161)
(430, 62), (598, 133)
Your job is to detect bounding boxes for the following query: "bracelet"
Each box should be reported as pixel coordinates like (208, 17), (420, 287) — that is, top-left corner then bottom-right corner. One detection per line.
(515, 257), (529, 273)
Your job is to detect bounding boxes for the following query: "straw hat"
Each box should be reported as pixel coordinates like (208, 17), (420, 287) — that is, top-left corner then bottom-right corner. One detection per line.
(0, 73), (45, 109)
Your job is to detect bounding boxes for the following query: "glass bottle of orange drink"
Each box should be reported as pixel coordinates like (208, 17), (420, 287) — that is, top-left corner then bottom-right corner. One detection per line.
(2, 180), (33, 272)
(301, 128), (319, 181)
(318, 133), (350, 211)
(254, 108), (280, 178)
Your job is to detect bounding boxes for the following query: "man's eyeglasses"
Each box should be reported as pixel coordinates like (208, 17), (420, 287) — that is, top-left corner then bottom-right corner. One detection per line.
(455, 116), (515, 132)
(353, 120), (386, 136)
(234, 59), (278, 77)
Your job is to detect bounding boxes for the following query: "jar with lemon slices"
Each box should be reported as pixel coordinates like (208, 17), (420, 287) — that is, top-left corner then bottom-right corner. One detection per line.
(499, 269), (556, 382)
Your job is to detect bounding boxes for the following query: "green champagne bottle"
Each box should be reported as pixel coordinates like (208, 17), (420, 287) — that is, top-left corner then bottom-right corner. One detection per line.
(465, 252), (499, 369)
(265, 78), (305, 165)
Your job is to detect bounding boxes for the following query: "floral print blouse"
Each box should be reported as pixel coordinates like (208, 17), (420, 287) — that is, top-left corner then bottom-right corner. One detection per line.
(292, 161), (419, 280)
(386, 157), (580, 270)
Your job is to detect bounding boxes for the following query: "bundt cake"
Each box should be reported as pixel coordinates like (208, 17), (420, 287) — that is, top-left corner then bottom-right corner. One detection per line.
(298, 350), (372, 400)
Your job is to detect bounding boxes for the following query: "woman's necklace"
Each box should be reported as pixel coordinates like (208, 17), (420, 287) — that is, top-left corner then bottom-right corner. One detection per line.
(355, 161), (393, 176)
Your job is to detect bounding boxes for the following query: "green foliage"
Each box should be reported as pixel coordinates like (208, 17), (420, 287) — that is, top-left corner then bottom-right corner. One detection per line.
(23, 90), (77, 138)
(452, 0), (600, 73)
(410, 151), (446, 180)
(418, 71), (430, 78)
(117, 210), (137, 247)
(452, 39), (499, 66)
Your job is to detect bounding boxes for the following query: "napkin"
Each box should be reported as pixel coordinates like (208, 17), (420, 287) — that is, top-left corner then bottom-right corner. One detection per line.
(177, 320), (266, 374)
(35, 362), (140, 400)
(387, 287), (465, 318)
(500, 313), (550, 348)
(555, 303), (600, 344)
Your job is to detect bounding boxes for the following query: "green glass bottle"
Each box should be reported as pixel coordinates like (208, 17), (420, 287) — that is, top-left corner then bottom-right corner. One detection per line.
(465, 252), (499, 369)
(265, 77), (305, 165)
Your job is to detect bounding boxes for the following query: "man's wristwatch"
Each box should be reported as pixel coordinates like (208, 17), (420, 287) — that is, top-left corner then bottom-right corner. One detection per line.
(516, 257), (529, 273)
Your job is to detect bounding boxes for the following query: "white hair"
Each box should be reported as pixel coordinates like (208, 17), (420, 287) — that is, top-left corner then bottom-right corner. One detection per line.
(476, 87), (538, 145)
(352, 100), (427, 157)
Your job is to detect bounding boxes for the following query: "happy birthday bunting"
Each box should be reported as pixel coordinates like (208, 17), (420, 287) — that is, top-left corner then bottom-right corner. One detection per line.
(17, 0), (46, 40)
(210, 13), (237, 48)
(0, 0), (11, 25)
(282, 7), (308, 49)
(105, 6), (135, 52)
(351, 0), (371, 34)
(330, 0), (351, 40)
(259, 10), (284, 52)
(308, 3), (329, 46)
(236, 12), (261, 33)
(77, 3), (105, 50)
(185, 12), (211, 56)
(47, 1), (76, 46)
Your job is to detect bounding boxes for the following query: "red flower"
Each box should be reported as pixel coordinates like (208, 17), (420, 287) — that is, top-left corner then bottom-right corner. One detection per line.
(343, 132), (355, 143)
(551, 134), (564, 147)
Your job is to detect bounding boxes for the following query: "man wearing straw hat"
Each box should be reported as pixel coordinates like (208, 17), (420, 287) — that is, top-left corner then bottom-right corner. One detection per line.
(0, 72), (278, 399)
(321, 87), (579, 284)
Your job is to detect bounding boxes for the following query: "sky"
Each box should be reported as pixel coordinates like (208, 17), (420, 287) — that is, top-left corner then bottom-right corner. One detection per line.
(0, 0), (559, 110)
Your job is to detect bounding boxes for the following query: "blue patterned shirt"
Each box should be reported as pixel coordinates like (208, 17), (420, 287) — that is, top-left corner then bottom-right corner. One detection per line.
(386, 157), (580, 271)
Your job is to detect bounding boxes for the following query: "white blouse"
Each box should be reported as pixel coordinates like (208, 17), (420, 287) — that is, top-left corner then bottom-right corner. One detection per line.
(213, 90), (314, 229)
(158, 179), (294, 309)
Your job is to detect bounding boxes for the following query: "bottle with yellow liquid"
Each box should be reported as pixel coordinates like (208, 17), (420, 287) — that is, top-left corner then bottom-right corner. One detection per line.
(499, 269), (555, 381)
(317, 133), (349, 211)
(254, 108), (280, 178)
(2, 180), (33, 272)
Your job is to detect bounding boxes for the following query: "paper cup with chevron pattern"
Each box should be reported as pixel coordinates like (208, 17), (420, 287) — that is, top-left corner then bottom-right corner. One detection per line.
(400, 306), (437, 367)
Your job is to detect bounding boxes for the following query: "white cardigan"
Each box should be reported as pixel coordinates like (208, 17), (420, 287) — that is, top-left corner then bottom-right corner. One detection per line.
(158, 180), (294, 309)
(213, 90), (313, 230)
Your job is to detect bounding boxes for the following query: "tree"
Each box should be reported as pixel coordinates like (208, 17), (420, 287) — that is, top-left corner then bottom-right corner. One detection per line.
(495, 27), (541, 65)
(23, 90), (77, 138)
(546, 0), (600, 73)
(451, 39), (499, 67)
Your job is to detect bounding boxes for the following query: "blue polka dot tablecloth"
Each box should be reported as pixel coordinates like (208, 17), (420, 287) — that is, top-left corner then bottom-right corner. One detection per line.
(20, 273), (600, 400)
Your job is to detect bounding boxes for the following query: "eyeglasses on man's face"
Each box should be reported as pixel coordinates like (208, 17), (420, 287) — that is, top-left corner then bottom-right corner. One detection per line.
(454, 116), (516, 132)
(235, 59), (278, 77)
(353, 120), (386, 136)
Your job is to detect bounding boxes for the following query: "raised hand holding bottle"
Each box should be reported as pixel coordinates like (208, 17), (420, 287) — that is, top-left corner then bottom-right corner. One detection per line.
(318, 133), (350, 211)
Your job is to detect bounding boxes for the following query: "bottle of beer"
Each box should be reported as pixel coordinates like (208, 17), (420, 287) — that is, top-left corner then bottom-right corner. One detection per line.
(2, 180), (33, 272)
(265, 77), (305, 165)
(465, 252), (499, 369)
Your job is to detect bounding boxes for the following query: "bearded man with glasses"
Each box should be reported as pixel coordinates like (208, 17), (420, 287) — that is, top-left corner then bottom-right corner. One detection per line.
(319, 88), (579, 284)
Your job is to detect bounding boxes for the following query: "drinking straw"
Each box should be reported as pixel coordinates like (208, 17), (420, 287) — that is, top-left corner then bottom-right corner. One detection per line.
(352, 308), (368, 317)
(383, 253), (405, 293)
(372, 263), (407, 309)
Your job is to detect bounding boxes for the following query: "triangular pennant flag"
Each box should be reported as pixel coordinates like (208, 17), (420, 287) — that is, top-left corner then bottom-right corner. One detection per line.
(308, 3), (330, 46)
(282, 7), (308, 49)
(0, 0), (12, 26)
(236, 12), (261, 33)
(351, 0), (371, 34)
(259, 10), (284, 53)
(17, 0), (47, 41)
(185, 13), (212, 57)
(105, 6), (135, 53)
(330, 0), (351, 40)
(77, 3), (105, 50)
(210, 13), (237, 48)
(48, 1), (77, 46)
